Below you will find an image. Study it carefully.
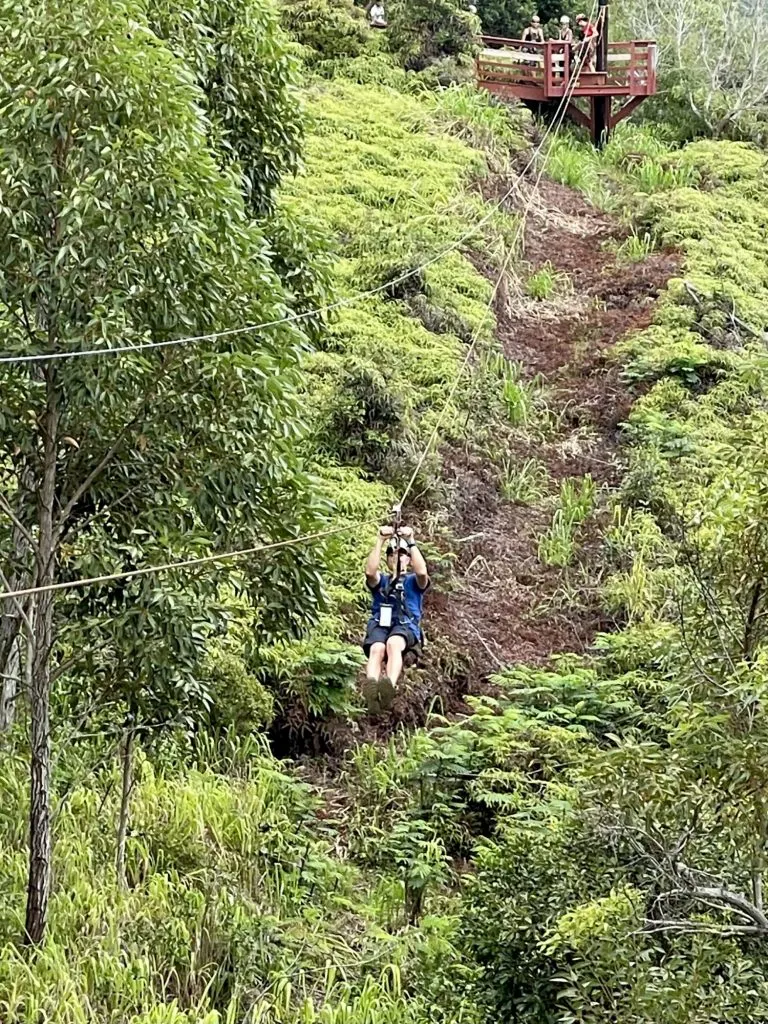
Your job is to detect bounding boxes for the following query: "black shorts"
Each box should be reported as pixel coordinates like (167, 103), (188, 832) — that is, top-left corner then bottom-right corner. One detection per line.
(363, 621), (420, 657)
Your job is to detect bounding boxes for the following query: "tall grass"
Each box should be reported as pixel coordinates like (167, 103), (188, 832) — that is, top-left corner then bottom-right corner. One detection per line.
(538, 475), (597, 566)
(616, 230), (656, 263)
(525, 261), (572, 301)
(545, 123), (695, 213)
(0, 732), (468, 1024)
(499, 456), (550, 504)
(544, 135), (601, 193)
(430, 84), (530, 155)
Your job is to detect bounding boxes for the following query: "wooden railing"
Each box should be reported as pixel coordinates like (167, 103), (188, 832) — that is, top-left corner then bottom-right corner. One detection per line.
(477, 37), (657, 100)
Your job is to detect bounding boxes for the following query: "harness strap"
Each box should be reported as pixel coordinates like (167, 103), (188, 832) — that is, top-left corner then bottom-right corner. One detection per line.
(389, 502), (403, 593)
(383, 503), (424, 640)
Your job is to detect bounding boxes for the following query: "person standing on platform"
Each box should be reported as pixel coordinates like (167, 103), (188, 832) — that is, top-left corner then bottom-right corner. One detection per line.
(575, 12), (598, 71)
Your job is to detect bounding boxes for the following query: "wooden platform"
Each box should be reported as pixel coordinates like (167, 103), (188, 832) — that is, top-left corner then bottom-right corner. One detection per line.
(477, 35), (657, 142)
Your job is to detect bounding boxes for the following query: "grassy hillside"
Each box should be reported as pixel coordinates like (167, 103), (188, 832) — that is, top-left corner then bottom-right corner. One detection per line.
(0, 73), (524, 1024)
(5, 5), (768, 1022)
(257, 78), (529, 742)
(429, 130), (768, 1021)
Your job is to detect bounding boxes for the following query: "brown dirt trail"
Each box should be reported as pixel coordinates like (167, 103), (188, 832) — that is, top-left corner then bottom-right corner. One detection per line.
(290, 175), (679, 754)
(393, 177), (678, 724)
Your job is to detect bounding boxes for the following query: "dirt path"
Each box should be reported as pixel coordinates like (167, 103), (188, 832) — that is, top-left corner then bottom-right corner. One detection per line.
(395, 178), (678, 723)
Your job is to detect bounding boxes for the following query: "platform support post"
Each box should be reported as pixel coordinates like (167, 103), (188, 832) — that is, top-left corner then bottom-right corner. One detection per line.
(592, 0), (610, 147)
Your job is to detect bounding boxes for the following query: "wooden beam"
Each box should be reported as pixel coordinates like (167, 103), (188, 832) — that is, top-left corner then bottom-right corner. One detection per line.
(610, 95), (647, 127)
(483, 82), (546, 102)
(565, 100), (592, 132)
(592, 96), (610, 147)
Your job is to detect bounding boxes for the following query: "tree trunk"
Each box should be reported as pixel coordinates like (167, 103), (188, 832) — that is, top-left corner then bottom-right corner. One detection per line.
(743, 581), (763, 663)
(0, 633), (21, 732)
(24, 369), (58, 946)
(116, 727), (135, 889)
(754, 798), (767, 914)
(0, 469), (35, 733)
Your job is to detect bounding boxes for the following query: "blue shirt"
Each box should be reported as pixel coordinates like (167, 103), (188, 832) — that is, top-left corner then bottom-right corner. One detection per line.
(368, 572), (428, 638)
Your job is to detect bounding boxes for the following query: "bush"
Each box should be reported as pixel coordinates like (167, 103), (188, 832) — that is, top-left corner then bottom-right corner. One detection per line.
(385, 0), (478, 72)
(202, 647), (275, 732)
(280, 0), (371, 62)
(415, 54), (476, 88)
(327, 362), (406, 473)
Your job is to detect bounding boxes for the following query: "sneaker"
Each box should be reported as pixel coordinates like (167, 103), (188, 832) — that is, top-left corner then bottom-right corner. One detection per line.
(362, 676), (380, 715)
(378, 676), (396, 712)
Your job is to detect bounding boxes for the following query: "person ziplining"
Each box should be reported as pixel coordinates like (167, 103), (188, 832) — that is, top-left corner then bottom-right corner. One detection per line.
(362, 524), (429, 715)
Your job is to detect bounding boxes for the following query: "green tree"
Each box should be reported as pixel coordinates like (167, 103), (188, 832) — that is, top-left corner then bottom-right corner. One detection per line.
(147, 0), (303, 217)
(617, 0), (768, 140)
(476, 0), (564, 40)
(61, 576), (222, 887)
(148, 0), (336, 347)
(386, 0), (478, 72)
(0, 0), (323, 943)
(280, 0), (371, 64)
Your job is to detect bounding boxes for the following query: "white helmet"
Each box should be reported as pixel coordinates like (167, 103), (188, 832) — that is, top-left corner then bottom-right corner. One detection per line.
(560, 14), (570, 22)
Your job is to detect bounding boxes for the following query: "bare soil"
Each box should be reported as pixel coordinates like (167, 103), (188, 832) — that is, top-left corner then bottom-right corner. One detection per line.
(382, 176), (680, 727)
(286, 174), (679, 756)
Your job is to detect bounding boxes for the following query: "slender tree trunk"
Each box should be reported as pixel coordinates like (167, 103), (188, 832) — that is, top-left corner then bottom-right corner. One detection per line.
(24, 369), (58, 946)
(0, 469), (34, 732)
(743, 581), (763, 663)
(0, 634), (21, 732)
(754, 798), (767, 914)
(116, 727), (135, 889)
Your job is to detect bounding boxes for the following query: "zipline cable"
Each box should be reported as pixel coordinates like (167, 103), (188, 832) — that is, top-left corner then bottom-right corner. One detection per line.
(398, 12), (599, 507)
(0, 17), (598, 603)
(0, 39), (597, 369)
(0, 520), (379, 602)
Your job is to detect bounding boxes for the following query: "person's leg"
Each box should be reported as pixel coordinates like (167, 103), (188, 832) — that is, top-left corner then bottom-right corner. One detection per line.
(384, 635), (407, 686)
(363, 637), (386, 714)
(366, 642), (385, 682)
(378, 635), (406, 711)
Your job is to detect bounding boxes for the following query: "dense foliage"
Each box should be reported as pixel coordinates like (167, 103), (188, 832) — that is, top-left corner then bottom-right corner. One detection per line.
(0, 0), (520, 1009)
(148, 0), (304, 215)
(280, 0), (371, 64)
(616, 0), (768, 143)
(4, 0), (768, 1020)
(449, 130), (768, 1021)
(385, 0), (478, 75)
(475, 0), (565, 41)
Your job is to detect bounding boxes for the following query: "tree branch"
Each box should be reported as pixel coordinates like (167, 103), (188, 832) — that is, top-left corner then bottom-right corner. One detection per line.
(643, 919), (765, 937)
(0, 491), (37, 552)
(692, 885), (768, 931)
(0, 566), (34, 638)
(56, 352), (182, 533)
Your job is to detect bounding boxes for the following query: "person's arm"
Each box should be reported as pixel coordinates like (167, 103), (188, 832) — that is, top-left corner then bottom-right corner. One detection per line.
(366, 526), (392, 588)
(399, 527), (429, 590)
